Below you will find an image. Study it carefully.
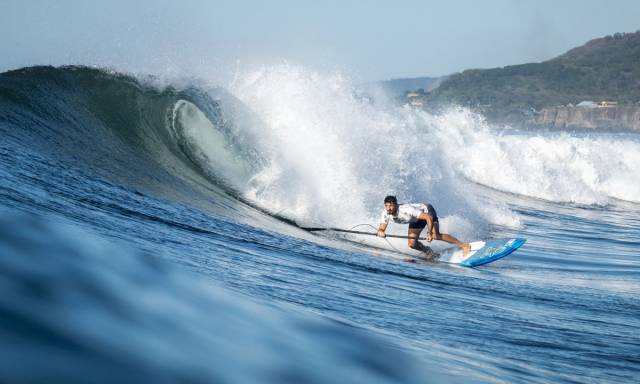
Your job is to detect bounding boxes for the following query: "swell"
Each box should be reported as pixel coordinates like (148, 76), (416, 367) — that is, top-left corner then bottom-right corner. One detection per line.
(0, 213), (433, 383)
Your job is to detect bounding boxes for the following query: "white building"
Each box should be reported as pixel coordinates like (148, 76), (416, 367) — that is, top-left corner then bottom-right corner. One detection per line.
(577, 101), (598, 108)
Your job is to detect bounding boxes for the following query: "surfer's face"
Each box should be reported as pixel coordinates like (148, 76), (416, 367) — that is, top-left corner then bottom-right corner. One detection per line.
(384, 202), (397, 215)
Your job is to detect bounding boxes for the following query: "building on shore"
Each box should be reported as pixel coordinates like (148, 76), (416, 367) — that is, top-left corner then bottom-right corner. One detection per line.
(577, 101), (598, 108)
(576, 100), (619, 108)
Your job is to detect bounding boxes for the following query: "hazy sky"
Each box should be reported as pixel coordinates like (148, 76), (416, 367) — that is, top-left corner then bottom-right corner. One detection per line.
(1, 0), (638, 82)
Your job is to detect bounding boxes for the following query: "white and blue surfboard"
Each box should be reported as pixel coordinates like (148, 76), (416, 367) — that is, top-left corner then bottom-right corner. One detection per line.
(437, 238), (526, 267)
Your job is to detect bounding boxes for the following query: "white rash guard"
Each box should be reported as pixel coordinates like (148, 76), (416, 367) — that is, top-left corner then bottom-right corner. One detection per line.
(379, 204), (428, 225)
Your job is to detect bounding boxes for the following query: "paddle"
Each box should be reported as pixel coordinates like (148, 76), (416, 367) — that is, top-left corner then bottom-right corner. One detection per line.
(301, 227), (418, 239)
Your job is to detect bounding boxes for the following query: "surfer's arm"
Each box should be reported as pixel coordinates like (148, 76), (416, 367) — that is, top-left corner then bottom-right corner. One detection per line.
(377, 223), (387, 238)
(418, 212), (434, 240)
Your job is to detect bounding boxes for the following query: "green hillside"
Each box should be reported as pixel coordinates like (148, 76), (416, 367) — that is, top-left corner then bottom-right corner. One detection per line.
(423, 31), (640, 121)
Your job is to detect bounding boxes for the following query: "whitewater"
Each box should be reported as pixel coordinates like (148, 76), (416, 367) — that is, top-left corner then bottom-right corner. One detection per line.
(1, 64), (639, 383)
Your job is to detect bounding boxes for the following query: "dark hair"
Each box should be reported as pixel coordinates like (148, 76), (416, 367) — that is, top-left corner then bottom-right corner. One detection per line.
(383, 195), (397, 204)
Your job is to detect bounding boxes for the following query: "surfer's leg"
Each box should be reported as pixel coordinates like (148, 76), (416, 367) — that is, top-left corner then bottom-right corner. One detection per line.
(407, 227), (423, 249)
(407, 220), (426, 250)
(431, 222), (471, 256)
(407, 224), (435, 259)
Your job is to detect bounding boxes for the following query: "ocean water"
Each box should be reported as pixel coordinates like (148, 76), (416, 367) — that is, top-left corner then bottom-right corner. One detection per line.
(1, 65), (639, 383)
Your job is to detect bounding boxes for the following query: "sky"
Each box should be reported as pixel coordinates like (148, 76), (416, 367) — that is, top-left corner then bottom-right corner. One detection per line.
(1, 0), (639, 82)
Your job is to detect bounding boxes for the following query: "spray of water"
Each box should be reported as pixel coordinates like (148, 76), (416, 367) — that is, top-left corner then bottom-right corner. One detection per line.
(179, 63), (639, 239)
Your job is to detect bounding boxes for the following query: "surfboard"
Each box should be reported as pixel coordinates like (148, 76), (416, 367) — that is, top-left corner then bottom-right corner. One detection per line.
(436, 238), (526, 267)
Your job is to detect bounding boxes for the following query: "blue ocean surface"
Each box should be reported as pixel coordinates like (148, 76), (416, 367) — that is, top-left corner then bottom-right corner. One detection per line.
(1, 66), (639, 383)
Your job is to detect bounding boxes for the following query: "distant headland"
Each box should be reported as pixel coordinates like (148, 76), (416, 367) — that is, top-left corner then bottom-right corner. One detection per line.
(397, 31), (640, 131)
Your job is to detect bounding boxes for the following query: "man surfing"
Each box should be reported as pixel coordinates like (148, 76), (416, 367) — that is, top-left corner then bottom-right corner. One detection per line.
(377, 195), (471, 258)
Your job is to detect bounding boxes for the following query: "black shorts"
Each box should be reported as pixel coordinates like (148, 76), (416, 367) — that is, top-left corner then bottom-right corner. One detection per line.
(408, 204), (439, 229)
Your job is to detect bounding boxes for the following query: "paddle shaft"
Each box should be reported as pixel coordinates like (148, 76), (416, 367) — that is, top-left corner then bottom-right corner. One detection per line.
(301, 227), (420, 240)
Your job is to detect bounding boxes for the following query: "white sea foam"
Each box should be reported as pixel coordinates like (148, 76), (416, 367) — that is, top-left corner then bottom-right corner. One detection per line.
(217, 63), (640, 237)
(435, 116), (640, 205)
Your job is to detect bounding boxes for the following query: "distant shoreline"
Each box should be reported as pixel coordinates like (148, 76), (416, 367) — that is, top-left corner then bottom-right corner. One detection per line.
(531, 105), (640, 131)
(393, 30), (640, 132)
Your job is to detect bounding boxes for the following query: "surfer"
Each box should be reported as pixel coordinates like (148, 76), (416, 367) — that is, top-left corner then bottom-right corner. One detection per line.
(377, 195), (471, 258)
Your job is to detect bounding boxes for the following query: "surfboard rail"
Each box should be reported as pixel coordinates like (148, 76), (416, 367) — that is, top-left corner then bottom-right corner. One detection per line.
(438, 238), (526, 267)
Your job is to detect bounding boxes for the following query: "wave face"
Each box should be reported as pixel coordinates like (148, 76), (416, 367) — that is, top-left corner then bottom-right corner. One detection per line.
(0, 66), (269, 211)
(2, 65), (640, 384)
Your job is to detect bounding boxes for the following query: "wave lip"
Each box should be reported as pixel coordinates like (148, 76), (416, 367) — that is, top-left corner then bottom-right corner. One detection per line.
(170, 98), (266, 191)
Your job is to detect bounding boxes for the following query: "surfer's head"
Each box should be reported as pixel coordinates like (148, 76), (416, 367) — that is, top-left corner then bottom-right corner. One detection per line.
(383, 195), (398, 215)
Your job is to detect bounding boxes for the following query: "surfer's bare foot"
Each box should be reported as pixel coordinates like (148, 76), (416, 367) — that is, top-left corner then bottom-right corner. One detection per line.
(462, 243), (471, 256)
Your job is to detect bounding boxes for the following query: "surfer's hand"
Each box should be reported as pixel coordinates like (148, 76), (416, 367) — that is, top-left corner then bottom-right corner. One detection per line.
(377, 230), (386, 238)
